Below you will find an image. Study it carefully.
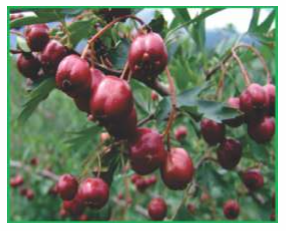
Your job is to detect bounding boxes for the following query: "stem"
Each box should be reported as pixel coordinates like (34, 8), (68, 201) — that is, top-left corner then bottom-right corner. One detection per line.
(10, 49), (22, 54)
(10, 30), (24, 37)
(215, 63), (228, 100)
(163, 67), (177, 149)
(235, 44), (272, 84)
(231, 47), (252, 86)
(120, 61), (130, 80)
(81, 15), (145, 60)
(137, 113), (155, 127)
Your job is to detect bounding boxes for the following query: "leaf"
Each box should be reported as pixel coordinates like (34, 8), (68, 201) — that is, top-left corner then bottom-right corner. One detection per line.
(256, 9), (276, 34)
(68, 19), (96, 47)
(10, 10), (65, 28)
(17, 77), (56, 125)
(148, 13), (166, 34)
(109, 38), (130, 69)
(16, 36), (30, 52)
(166, 8), (225, 42)
(248, 9), (260, 32)
(172, 8), (191, 24)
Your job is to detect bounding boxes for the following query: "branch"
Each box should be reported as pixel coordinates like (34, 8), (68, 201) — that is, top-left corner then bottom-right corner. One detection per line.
(137, 113), (155, 127)
(10, 160), (59, 182)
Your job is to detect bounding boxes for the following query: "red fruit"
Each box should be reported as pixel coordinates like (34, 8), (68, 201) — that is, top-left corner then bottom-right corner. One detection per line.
(131, 174), (141, 184)
(41, 40), (68, 74)
(242, 169), (264, 191)
(57, 174), (78, 201)
(89, 75), (133, 121)
(63, 196), (85, 217)
(224, 97), (245, 127)
(200, 119), (225, 146)
(129, 128), (167, 175)
(151, 91), (159, 101)
(161, 147), (194, 190)
(56, 55), (91, 97)
(10, 174), (24, 188)
(103, 106), (137, 140)
(146, 175), (157, 185)
(20, 188), (28, 196)
(25, 24), (50, 51)
(174, 126), (188, 141)
(100, 132), (110, 143)
(59, 207), (68, 218)
(148, 198), (167, 221)
(270, 211), (275, 221)
(200, 192), (210, 203)
(128, 32), (168, 79)
(239, 83), (268, 118)
(17, 53), (41, 79)
(30, 157), (39, 166)
(247, 116), (275, 143)
(187, 203), (196, 214)
(264, 84), (275, 116)
(136, 178), (148, 192)
(223, 200), (240, 220)
(78, 214), (88, 221)
(217, 138), (242, 170)
(78, 177), (109, 209)
(25, 189), (34, 200)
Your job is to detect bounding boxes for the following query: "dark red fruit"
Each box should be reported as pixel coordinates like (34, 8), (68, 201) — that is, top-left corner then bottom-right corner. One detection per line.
(239, 83), (268, 118)
(78, 214), (88, 221)
(217, 138), (242, 170)
(146, 175), (157, 185)
(25, 24), (50, 51)
(264, 84), (275, 116)
(247, 116), (275, 143)
(187, 203), (196, 214)
(148, 198), (167, 221)
(78, 177), (109, 209)
(63, 196), (85, 217)
(25, 189), (34, 200)
(103, 106), (137, 140)
(17, 53), (41, 79)
(174, 125), (188, 141)
(128, 128), (166, 175)
(41, 40), (68, 74)
(56, 55), (92, 97)
(20, 188), (28, 196)
(200, 118), (225, 146)
(128, 32), (168, 79)
(161, 147), (194, 190)
(223, 200), (240, 220)
(89, 75), (133, 121)
(30, 157), (39, 166)
(242, 169), (264, 191)
(57, 174), (79, 201)
(224, 97), (244, 127)
(136, 178), (148, 192)
(10, 174), (24, 188)
(270, 211), (275, 221)
(151, 91), (159, 101)
(131, 174), (141, 184)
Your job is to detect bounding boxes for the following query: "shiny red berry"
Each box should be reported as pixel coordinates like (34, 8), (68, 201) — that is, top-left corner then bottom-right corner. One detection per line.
(151, 91), (159, 101)
(242, 169), (264, 191)
(148, 198), (167, 221)
(17, 53), (41, 79)
(10, 174), (24, 188)
(264, 84), (275, 116)
(174, 125), (188, 141)
(187, 203), (196, 214)
(161, 147), (194, 190)
(25, 24), (50, 51)
(56, 55), (92, 97)
(223, 200), (240, 220)
(78, 177), (109, 209)
(200, 118), (225, 146)
(25, 189), (34, 200)
(217, 138), (242, 170)
(41, 40), (68, 74)
(89, 75), (133, 122)
(63, 196), (85, 217)
(247, 116), (275, 143)
(57, 174), (79, 201)
(128, 32), (168, 79)
(128, 127), (166, 175)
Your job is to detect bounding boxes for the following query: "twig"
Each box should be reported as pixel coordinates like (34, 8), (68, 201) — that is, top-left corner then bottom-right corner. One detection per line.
(10, 160), (59, 182)
(137, 113), (155, 127)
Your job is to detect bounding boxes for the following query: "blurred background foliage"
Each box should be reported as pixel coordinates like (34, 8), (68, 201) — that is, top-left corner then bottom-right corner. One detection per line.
(9, 7), (276, 222)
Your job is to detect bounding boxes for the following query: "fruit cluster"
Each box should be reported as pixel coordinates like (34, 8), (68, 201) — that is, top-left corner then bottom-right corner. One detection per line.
(131, 174), (157, 192)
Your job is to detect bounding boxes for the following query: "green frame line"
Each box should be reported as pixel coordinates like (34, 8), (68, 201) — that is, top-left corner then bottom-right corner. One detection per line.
(7, 5), (278, 223)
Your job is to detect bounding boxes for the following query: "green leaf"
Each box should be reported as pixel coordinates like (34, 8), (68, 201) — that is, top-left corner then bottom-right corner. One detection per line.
(248, 9), (260, 32)
(148, 13), (166, 34)
(68, 19), (96, 47)
(172, 8), (191, 23)
(257, 9), (276, 34)
(109, 38), (130, 69)
(16, 36), (30, 52)
(10, 10), (65, 28)
(17, 78), (56, 125)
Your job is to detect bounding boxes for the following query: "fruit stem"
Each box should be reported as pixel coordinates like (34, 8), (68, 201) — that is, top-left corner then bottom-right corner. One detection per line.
(81, 15), (145, 60)
(235, 44), (272, 84)
(137, 113), (155, 127)
(215, 63), (228, 100)
(231, 47), (252, 86)
(163, 67), (177, 149)
(120, 61), (131, 80)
